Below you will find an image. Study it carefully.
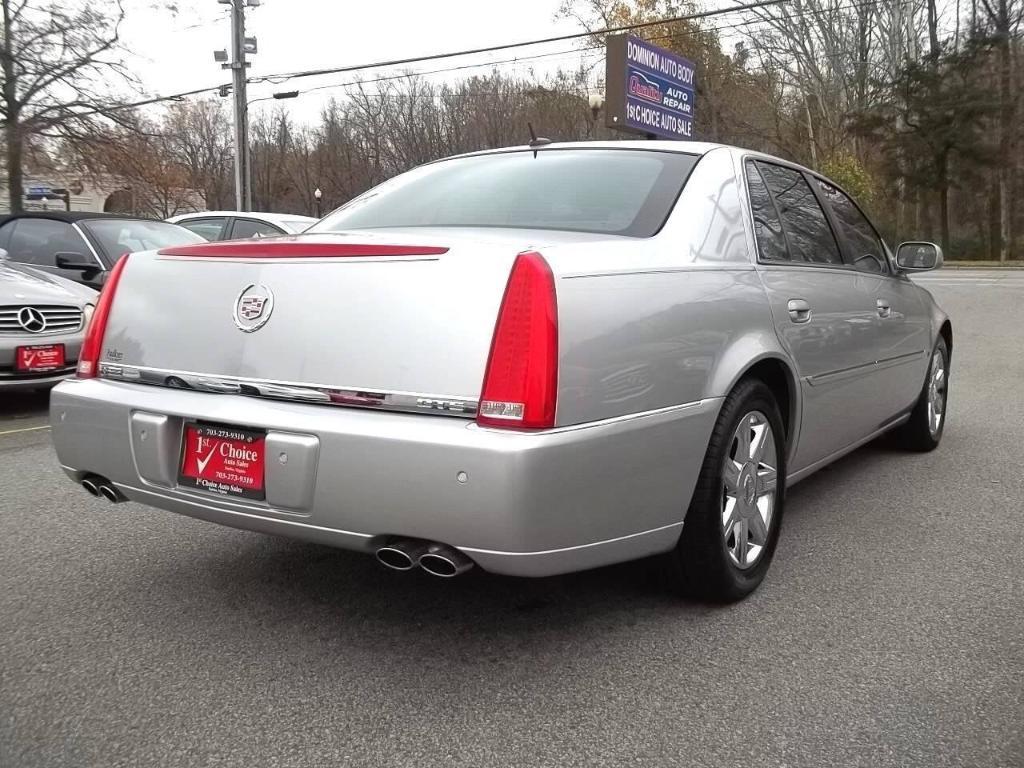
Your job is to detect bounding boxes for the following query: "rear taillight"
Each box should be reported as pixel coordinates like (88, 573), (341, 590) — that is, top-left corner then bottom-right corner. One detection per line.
(477, 251), (558, 430)
(77, 254), (130, 378)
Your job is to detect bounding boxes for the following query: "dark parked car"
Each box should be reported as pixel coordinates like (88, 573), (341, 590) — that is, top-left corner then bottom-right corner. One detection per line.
(0, 212), (205, 289)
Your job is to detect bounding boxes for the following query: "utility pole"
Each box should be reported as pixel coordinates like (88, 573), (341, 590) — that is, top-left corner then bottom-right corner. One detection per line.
(219, 0), (255, 212)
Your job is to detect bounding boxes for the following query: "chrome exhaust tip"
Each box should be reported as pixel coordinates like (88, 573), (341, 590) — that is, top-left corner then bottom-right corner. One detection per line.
(98, 483), (127, 503)
(418, 544), (474, 578)
(376, 539), (429, 571)
(81, 478), (100, 497)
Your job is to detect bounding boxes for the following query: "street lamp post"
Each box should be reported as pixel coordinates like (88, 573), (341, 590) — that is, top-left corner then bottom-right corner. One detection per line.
(314, 187), (323, 218)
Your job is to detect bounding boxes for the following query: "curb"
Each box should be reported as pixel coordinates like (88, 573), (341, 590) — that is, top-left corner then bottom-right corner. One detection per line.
(943, 263), (1024, 270)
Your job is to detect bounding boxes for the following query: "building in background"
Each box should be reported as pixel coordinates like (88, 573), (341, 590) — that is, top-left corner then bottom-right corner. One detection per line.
(0, 170), (204, 217)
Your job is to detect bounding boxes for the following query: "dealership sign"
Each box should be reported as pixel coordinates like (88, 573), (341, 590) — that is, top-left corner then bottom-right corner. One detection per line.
(605, 35), (696, 140)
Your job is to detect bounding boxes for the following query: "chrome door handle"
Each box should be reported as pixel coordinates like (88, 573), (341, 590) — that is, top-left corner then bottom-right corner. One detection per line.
(876, 299), (892, 318)
(787, 299), (812, 324)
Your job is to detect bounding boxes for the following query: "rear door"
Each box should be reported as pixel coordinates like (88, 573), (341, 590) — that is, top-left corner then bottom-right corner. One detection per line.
(746, 160), (883, 471)
(811, 177), (931, 418)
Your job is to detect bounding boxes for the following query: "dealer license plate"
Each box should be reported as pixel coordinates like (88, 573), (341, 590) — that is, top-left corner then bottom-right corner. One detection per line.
(15, 344), (65, 372)
(178, 422), (266, 500)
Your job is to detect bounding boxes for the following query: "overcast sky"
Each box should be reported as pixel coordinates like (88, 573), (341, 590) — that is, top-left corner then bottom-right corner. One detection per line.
(117, 0), (964, 123)
(122, 0), (592, 122)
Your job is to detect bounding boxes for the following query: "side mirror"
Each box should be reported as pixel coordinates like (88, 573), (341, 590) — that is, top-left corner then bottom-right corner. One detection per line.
(0, 248), (8, 261)
(55, 252), (97, 271)
(55, 252), (103, 281)
(896, 242), (943, 272)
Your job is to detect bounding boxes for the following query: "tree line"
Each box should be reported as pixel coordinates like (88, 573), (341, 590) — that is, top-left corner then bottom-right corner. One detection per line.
(2, 0), (1021, 259)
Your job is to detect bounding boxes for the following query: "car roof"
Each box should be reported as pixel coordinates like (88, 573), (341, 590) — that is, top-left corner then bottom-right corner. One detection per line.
(440, 140), (811, 174)
(0, 211), (162, 226)
(169, 211), (317, 223)
(446, 139), (729, 161)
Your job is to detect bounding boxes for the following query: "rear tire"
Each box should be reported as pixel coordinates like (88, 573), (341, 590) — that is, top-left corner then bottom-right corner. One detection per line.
(896, 337), (949, 452)
(665, 378), (787, 602)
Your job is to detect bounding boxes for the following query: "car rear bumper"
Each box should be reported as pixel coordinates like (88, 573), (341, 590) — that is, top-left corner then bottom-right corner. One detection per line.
(50, 378), (720, 576)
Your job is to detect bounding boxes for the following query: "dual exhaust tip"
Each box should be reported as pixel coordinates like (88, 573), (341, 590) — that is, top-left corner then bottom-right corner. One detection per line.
(81, 475), (128, 503)
(376, 539), (474, 578)
(80, 478), (466, 577)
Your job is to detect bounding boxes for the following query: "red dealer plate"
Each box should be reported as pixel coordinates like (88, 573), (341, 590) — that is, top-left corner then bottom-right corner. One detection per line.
(15, 344), (65, 372)
(179, 422), (266, 500)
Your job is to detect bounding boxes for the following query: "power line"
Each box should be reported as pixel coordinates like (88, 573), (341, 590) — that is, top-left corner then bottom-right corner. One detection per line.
(65, 0), (782, 119)
(70, 0), (978, 119)
(65, 0), (786, 119)
(171, 9), (231, 32)
(245, 0), (789, 86)
(245, 0), (893, 105)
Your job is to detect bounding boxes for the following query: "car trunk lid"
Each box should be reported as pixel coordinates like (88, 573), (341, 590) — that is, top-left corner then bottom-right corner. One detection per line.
(100, 232), (530, 415)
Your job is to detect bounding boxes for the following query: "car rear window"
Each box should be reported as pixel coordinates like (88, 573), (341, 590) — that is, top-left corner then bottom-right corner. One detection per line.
(311, 149), (699, 237)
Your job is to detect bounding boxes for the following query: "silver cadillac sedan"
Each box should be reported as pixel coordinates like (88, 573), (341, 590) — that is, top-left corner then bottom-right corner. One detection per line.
(0, 251), (97, 390)
(49, 142), (951, 600)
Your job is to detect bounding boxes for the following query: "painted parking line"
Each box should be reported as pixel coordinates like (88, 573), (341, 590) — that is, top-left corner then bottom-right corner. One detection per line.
(0, 424), (51, 437)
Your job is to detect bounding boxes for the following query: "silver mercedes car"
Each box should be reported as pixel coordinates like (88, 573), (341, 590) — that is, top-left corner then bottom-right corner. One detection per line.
(49, 142), (951, 600)
(0, 251), (97, 390)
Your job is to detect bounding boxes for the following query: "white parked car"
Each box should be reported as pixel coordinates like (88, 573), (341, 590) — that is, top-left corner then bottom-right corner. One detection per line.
(167, 212), (317, 241)
(0, 249), (97, 390)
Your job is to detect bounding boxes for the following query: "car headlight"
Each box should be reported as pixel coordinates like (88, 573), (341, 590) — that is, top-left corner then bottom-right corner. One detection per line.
(83, 303), (95, 330)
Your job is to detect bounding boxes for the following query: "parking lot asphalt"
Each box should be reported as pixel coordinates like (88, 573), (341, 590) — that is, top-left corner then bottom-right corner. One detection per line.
(1, 269), (1021, 767)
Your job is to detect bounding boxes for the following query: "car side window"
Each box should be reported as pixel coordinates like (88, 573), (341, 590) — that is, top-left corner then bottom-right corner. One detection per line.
(178, 217), (227, 241)
(744, 162), (789, 262)
(815, 179), (887, 274)
(230, 218), (283, 239)
(7, 219), (89, 267)
(756, 162), (843, 266)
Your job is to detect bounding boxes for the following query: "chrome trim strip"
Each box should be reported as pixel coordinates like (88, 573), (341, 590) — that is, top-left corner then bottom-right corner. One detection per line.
(71, 223), (106, 269)
(806, 350), (925, 387)
(469, 398), (716, 435)
(805, 360), (876, 386)
(98, 363), (479, 417)
(875, 349), (926, 370)
(562, 266), (754, 279)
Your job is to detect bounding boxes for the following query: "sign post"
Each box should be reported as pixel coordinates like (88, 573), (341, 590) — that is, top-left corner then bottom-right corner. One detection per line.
(605, 35), (696, 141)
(24, 184), (71, 211)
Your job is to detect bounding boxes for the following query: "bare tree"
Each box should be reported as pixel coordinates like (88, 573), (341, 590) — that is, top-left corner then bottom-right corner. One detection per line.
(164, 99), (234, 210)
(0, 0), (137, 212)
(72, 116), (200, 218)
(975, 0), (1023, 259)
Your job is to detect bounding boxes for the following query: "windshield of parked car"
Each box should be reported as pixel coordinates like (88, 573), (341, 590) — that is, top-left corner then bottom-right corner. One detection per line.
(82, 219), (205, 260)
(311, 149), (699, 237)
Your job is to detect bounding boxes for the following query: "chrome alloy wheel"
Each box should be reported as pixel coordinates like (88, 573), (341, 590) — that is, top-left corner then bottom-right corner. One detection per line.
(721, 411), (778, 569)
(927, 348), (947, 438)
